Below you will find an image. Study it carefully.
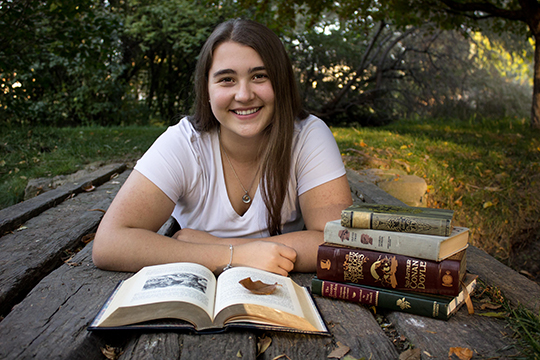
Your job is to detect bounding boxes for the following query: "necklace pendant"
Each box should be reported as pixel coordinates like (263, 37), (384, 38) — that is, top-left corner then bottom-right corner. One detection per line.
(242, 193), (252, 204)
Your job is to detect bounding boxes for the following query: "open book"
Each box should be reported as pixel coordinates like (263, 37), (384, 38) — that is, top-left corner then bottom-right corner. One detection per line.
(88, 262), (328, 335)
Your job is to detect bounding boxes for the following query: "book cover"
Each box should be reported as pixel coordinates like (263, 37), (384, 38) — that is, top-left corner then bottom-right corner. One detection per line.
(311, 273), (478, 321)
(88, 263), (329, 335)
(341, 204), (454, 236)
(324, 220), (469, 261)
(317, 244), (466, 296)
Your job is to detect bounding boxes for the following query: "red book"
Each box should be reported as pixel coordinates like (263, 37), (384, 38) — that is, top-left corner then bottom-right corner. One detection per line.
(316, 244), (466, 296)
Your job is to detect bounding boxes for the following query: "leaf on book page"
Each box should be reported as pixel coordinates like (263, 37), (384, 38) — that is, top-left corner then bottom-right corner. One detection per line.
(448, 347), (473, 360)
(398, 348), (421, 360)
(257, 335), (272, 356)
(328, 342), (350, 358)
(239, 277), (281, 295)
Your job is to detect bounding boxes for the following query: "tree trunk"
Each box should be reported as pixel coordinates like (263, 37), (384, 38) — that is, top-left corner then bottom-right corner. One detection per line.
(532, 33), (540, 129)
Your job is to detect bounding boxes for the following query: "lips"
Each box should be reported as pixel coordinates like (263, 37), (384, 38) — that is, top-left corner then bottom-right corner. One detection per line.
(232, 107), (262, 116)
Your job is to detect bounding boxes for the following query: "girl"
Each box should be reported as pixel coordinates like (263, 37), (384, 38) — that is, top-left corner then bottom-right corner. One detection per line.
(92, 19), (352, 276)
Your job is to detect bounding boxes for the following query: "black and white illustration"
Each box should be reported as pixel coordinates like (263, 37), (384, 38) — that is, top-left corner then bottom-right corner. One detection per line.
(143, 272), (208, 294)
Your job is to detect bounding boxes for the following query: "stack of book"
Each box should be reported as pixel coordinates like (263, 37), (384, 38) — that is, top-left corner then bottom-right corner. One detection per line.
(311, 204), (477, 320)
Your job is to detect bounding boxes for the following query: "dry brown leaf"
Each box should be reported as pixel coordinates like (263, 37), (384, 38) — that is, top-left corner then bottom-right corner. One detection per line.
(480, 303), (502, 310)
(399, 348), (421, 360)
(239, 277), (280, 295)
(82, 182), (95, 192)
(101, 345), (123, 360)
(448, 347), (473, 360)
(257, 335), (272, 356)
(272, 355), (292, 360)
(81, 233), (95, 244)
(328, 342), (350, 358)
(89, 208), (107, 213)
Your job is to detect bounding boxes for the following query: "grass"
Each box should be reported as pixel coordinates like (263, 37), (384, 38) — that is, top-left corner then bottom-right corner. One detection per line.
(333, 116), (540, 264)
(0, 125), (166, 208)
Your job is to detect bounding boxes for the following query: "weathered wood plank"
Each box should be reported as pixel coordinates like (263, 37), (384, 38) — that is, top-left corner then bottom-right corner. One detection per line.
(0, 171), (129, 317)
(0, 163), (126, 234)
(118, 331), (258, 360)
(0, 244), (135, 360)
(346, 168), (407, 206)
(258, 273), (399, 360)
(387, 309), (519, 358)
(467, 245), (540, 313)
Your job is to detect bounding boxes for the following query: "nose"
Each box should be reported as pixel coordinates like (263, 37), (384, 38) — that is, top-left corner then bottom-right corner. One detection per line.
(235, 81), (254, 102)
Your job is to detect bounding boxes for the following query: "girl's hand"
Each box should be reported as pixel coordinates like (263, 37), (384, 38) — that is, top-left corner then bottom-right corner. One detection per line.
(234, 241), (297, 276)
(172, 229), (297, 276)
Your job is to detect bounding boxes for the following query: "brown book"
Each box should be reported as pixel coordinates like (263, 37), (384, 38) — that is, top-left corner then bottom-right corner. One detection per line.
(317, 244), (467, 297)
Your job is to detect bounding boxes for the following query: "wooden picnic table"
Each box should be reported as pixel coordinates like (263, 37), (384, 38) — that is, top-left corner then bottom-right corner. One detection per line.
(0, 164), (538, 359)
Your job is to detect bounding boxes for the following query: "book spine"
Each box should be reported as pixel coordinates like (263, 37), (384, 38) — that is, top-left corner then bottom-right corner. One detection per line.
(311, 278), (451, 320)
(317, 244), (461, 296)
(341, 210), (452, 236)
(324, 220), (443, 260)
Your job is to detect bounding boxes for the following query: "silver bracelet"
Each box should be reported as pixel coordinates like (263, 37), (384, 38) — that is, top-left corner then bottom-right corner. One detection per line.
(223, 244), (233, 271)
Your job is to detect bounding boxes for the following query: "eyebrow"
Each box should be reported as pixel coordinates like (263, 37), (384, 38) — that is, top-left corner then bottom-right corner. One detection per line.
(212, 66), (267, 78)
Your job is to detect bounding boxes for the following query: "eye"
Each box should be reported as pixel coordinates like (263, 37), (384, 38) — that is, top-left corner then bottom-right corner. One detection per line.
(218, 77), (234, 84)
(253, 73), (269, 81)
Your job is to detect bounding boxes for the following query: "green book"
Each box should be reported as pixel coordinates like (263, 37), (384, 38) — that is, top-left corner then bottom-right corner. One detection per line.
(311, 273), (477, 321)
(341, 204), (454, 236)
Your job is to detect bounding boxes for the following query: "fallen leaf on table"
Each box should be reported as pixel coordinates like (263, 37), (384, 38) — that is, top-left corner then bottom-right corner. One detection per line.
(480, 303), (502, 310)
(328, 342), (350, 358)
(101, 345), (123, 360)
(448, 347), (473, 360)
(81, 233), (95, 244)
(399, 348), (421, 360)
(272, 355), (291, 360)
(82, 182), (95, 192)
(257, 335), (272, 356)
(239, 277), (280, 295)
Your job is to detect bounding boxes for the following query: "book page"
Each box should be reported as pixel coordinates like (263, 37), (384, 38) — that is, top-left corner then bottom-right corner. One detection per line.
(120, 262), (217, 318)
(214, 267), (304, 318)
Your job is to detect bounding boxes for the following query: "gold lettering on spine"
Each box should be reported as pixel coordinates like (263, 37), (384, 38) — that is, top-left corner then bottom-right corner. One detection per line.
(343, 251), (368, 283)
(432, 302), (440, 317)
(418, 261), (427, 290)
(404, 259), (427, 290)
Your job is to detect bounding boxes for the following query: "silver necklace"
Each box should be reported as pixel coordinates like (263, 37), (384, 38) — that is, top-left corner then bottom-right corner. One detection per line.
(220, 140), (259, 204)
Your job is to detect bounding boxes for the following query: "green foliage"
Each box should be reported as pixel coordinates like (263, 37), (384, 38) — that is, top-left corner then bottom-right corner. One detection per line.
(1, 0), (536, 127)
(0, 0), (247, 126)
(1, 0), (132, 126)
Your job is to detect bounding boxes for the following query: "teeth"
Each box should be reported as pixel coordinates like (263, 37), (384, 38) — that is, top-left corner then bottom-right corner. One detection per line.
(234, 107), (260, 115)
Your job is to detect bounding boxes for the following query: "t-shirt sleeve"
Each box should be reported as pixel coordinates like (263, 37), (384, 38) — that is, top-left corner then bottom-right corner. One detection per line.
(294, 116), (346, 196)
(133, 119), (201, 203)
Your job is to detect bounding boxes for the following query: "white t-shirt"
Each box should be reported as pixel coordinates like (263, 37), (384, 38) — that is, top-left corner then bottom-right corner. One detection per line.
(134, 114), (346, 238)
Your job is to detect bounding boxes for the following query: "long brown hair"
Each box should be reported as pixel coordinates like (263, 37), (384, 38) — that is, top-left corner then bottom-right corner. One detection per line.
(191, 19), (308, 235)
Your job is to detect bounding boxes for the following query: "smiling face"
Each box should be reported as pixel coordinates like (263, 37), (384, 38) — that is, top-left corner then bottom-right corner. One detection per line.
(208, 41), (275, 143)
